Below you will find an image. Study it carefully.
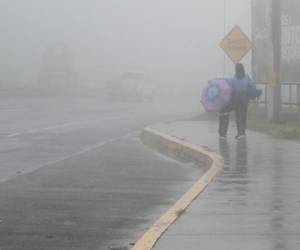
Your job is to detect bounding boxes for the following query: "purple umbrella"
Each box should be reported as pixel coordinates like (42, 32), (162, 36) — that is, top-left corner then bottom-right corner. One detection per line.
(201, 78), (232, 112)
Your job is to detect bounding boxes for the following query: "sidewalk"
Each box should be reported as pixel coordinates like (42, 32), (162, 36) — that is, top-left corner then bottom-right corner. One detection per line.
(149, 121), (300, 250)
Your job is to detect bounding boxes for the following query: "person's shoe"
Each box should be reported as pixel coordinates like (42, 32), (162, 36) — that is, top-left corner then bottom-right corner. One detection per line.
(235, 134), (246, 140)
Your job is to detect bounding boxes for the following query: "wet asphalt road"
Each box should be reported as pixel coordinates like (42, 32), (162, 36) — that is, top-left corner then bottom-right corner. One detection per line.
(0, 95), (200, 250)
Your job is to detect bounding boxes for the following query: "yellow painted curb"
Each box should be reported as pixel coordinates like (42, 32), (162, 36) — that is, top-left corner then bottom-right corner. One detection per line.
(132, 128), (224, 250)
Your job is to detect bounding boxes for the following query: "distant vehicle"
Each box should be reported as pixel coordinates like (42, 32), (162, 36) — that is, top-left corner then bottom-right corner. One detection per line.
(106, 72), (155, 101)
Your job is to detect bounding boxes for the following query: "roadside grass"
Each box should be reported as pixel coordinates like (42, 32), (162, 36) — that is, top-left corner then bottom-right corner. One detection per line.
(247, 105), (300, 141)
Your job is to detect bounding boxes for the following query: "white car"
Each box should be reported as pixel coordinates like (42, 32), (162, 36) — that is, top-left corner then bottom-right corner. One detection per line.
(107, 72), (155, 101)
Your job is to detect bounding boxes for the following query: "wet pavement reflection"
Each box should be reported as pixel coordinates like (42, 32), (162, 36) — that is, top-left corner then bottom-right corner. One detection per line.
(154, 121), (300, 250)
(218, 136), (290, 249)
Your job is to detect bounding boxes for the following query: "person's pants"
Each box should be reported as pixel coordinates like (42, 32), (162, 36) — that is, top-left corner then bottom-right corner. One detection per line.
(219, 104), (232, 137)
(234, 94), (249, 136)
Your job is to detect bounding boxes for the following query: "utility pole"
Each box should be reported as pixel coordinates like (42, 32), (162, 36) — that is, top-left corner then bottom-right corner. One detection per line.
(223, 0), (226, 76)
(269, 0), (281, 122)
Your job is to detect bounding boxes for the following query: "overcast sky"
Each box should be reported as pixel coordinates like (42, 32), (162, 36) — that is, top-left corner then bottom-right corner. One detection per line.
(0, 0), (251, 88)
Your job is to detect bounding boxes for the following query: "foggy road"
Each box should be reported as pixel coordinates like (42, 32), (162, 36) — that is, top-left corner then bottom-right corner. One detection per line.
(0, 95), (200, 249)
(0, 0), (271, 249)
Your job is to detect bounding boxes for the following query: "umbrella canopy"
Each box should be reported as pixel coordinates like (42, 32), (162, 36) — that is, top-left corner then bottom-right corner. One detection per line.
(201, 79), (232, 112)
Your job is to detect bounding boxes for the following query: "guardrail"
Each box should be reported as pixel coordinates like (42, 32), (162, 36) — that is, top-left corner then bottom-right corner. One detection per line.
(255, 81), (300, 109)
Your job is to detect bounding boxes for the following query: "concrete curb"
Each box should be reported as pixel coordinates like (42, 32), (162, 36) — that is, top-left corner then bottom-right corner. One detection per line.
(131, 127), (224, 250)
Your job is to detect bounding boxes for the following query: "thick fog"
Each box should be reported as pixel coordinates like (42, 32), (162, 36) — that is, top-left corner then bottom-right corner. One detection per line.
(0, 0), (251, 95)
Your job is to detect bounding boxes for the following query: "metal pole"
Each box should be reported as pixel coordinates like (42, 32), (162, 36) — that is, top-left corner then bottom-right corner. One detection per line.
(297, 84), (300, 118)
(289, 84), (292, 107)
(271, 0), (281, 122)
(265, 83), (268, 114)
(223, 0), (226, 76)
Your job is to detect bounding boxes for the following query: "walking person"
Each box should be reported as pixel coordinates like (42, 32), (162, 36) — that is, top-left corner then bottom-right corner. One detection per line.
(218, 63), (256, 139)
(230, 63), (255, 139)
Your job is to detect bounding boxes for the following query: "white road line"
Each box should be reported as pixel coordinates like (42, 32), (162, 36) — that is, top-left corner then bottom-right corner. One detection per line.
(0, 109), (26, 112)
(7, 116), (130, 138)
(0, 132), (136, 184)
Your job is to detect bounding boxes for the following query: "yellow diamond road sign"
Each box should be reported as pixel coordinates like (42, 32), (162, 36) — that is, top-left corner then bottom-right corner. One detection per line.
(220, 25), (252, 64)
